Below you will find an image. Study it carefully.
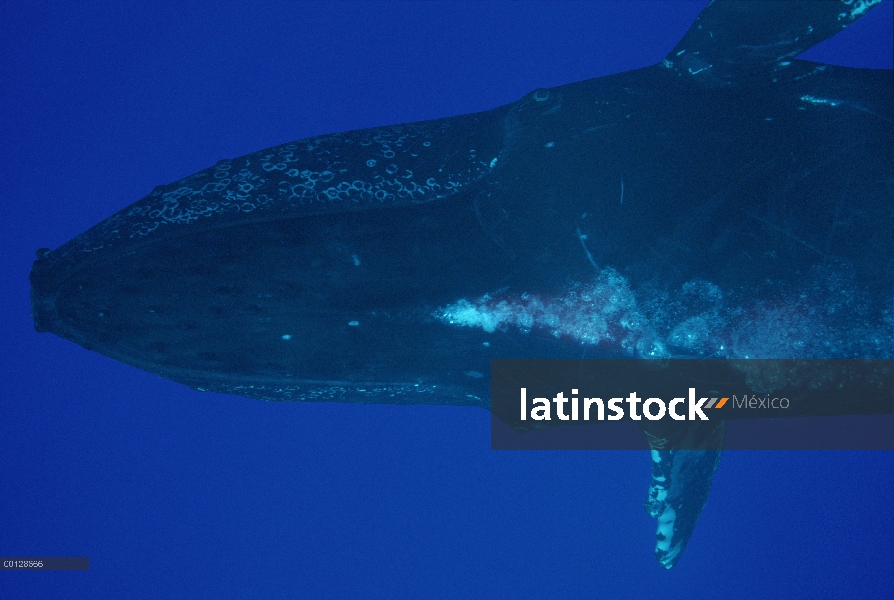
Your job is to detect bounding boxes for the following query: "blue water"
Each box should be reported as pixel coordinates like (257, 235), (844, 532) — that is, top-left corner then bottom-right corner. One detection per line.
(2, 2), (892, 598)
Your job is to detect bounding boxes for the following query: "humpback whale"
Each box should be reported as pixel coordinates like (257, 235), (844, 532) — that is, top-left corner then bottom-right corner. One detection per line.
(29, 0), (893, 569)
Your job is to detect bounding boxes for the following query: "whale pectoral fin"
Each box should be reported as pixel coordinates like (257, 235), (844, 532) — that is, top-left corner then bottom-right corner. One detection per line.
(640, 420), (726, 569)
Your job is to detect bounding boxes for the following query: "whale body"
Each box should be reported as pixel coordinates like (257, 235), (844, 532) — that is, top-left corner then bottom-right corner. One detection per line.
(29, 0), (892, 568)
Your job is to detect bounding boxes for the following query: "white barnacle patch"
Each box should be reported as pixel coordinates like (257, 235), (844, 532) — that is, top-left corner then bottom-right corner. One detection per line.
(435, 299), (501, 333)
(839, 0), (878, 20)
(654, 506), (678, 556)
(435, 262), (885, 361)
(432, 268), (665, 353)
(800, 94), (841, 107)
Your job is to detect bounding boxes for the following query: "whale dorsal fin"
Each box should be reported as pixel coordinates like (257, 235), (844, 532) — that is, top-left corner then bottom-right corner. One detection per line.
(661, 0), (883, 87)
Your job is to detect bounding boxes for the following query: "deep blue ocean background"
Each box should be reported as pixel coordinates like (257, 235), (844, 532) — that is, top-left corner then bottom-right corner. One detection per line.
(2, 2), (892, 598)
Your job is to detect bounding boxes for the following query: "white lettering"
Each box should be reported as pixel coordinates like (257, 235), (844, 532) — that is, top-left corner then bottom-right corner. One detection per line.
(531, 397), (550, 420)
(626, 392), (643, 421)
(554, 392), (570, 421)
(669, 397), (686, 420)
(520, 388), (526, 420)
(585, 398), (604, 420)
(643, 397), (666, 420)
(607, 398), (624, 420)
(688, 387), (709, 420)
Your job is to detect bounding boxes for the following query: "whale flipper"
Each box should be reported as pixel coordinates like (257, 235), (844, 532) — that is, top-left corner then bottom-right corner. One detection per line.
(641, 420), (726, 569)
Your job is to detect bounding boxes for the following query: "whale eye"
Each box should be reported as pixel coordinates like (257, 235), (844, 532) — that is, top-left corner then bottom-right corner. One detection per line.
(532, 89), (550, 102)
